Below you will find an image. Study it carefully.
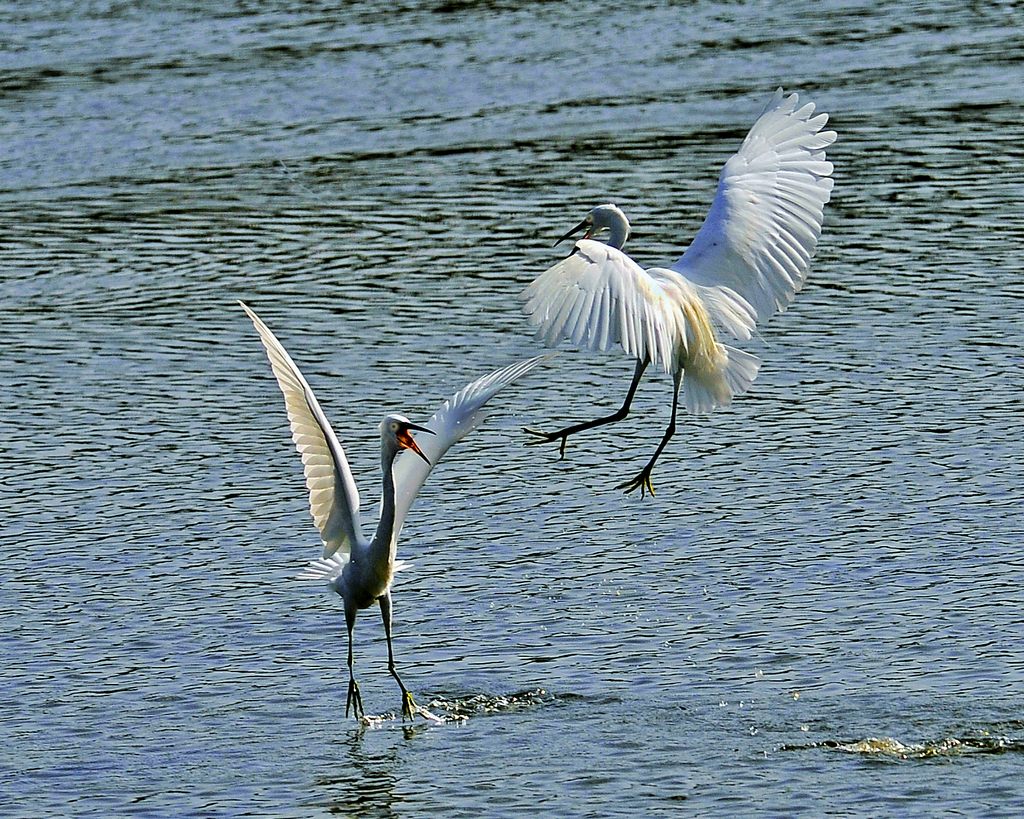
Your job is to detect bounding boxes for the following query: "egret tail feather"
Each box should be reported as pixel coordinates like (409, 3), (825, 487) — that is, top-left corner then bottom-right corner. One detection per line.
(683, 345), (761, 414)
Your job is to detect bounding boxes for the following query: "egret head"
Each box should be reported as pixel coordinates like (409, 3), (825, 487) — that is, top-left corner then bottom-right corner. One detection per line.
(555, 203), (630, 250)
(380, 414), (433, 464)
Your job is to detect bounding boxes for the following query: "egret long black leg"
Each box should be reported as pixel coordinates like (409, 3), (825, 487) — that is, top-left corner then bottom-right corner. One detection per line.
(344, 603), (364, 720)
(379, 591), (416, 721)
(617, 367), (683, 497)
(525, 357), (650, 458)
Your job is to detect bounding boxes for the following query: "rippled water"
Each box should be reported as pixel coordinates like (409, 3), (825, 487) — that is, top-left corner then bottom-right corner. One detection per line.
(3, 1), (1023, 816)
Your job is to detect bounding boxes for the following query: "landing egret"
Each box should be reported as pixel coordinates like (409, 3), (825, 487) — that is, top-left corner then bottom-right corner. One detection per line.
(522, 88), (835, 495)
(241, 301), (548, 720)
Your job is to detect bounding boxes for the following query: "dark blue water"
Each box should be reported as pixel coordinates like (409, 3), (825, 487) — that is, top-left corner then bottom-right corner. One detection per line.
(3, 2), (1023, 816)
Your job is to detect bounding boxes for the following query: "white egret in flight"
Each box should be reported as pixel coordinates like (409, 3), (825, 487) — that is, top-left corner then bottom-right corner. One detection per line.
(522, 88), (835, 496)
(241, 302), (548, 720)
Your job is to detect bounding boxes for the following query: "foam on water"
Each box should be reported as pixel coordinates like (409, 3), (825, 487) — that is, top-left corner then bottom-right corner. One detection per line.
(784, 734), (1024, 760)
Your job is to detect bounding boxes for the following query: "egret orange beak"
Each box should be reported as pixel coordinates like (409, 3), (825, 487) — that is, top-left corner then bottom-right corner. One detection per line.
(396, 422), (434, 464)
(554, 217), (591, 247)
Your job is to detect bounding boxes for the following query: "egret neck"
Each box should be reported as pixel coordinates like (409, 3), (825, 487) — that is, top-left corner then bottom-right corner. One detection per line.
(599, 207), (630, 250)
(371, 443), (401, 570)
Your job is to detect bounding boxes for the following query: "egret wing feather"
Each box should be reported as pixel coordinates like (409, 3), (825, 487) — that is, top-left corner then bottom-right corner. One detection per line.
(241, 302), (364, 560)
(671, 88), (836, 337)
(296, 553), (410, 585)
(296, 553), (348, 583)
(390, 354), (551, 539)
(522, 241), (677, 372)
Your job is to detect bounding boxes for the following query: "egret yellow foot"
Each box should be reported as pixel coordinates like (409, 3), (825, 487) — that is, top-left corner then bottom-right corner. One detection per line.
(401, 690), (417, 721)
(617, 469), (655, 497)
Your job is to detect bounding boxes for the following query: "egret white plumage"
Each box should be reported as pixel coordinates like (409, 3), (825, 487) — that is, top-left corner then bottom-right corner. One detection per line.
(522, 88), (836, 495)
(241, 301), (548, 720)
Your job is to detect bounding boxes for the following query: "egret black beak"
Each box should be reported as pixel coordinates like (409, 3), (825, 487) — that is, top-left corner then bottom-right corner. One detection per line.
(554, 217), (590, 247)
(396, 422), (434, 465)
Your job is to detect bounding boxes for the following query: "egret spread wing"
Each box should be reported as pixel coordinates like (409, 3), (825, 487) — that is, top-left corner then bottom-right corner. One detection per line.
(241, 302), (364, 560)
(521, 240), (678, 371)
(671, 88), (836, 338)
(391, 354), (551, 538)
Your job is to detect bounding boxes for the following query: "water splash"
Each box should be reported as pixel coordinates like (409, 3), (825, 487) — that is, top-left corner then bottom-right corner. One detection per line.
(426, 688), (566, 720)
(353, 689), (566, 729)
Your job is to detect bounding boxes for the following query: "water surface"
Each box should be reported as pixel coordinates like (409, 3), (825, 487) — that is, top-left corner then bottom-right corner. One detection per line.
(2, 1), (1023, 816)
